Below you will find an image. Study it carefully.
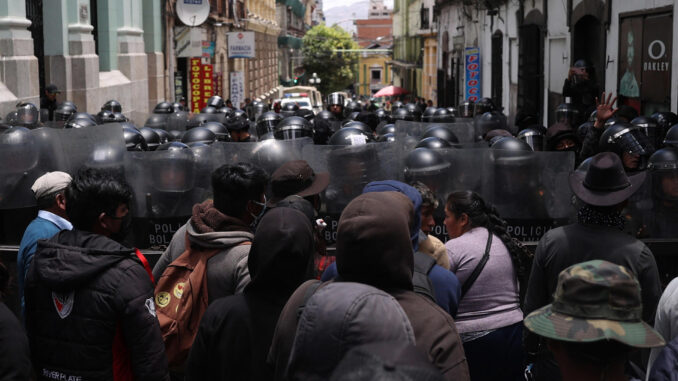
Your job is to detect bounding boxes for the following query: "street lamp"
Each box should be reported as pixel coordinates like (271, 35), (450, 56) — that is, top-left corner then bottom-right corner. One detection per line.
(309, 72), (321, 86)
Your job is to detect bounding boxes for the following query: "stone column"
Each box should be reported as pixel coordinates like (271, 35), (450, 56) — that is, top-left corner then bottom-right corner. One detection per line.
(0, 0), (39, 116)
(117, 0), (148, 124)
(143, 0), (164, 111)
(66, 0), (100, 113)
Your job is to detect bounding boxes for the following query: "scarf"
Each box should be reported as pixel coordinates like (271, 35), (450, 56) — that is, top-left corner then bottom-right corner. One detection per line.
(577, 205), (625, 231)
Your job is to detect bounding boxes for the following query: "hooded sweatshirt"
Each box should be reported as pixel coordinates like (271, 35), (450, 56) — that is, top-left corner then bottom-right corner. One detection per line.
(153, 200), (253, 302)
(269, 192), (469, 381)
(24, 229), (169, 381)
(186, 207), (315, 381)
(321, 180), (461, 316)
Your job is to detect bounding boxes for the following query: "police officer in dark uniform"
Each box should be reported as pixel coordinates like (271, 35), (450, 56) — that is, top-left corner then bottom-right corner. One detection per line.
(643, 147), (678, 238)
(40, 84), (60, 121)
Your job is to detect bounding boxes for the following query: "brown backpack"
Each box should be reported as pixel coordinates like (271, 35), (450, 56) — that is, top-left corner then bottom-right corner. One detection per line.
(154, 234), (224, 367)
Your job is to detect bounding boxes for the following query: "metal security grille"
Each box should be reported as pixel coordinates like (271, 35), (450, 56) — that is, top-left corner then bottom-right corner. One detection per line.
(518, 24), (543, 118)
(25, 0), (45, 95)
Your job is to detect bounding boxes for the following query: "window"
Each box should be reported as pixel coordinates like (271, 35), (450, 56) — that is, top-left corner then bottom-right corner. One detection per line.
(420, 6), (429, 29)
(371, 69), (381, 83)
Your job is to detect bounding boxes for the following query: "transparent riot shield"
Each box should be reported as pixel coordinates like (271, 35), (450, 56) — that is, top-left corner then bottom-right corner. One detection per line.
(57, 124), (127, 174)
(212, 137), (312, 175)
(394, 120), (477, 143)
(166, 111), (190, 132)
(302, 141), (399, 244)
(0, 127), (43, 209)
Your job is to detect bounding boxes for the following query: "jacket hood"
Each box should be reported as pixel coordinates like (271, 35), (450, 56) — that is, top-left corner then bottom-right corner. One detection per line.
(286, 282), (415, 380)
(336, 191), (414, 291)
(245, 207), (314, 299)
(34, 229), (135, 291)
(187, 200), (254, 248)
(362, 180), (422, 251)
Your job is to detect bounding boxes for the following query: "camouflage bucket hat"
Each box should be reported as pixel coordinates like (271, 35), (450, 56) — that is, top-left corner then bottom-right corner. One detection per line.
(524, 260), (664, 348)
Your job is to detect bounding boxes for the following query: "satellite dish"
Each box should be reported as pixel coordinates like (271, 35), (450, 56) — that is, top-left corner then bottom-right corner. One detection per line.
(176, 0), (210, 27)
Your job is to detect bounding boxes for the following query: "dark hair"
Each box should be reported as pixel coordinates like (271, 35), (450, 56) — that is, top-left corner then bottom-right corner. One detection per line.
(410, 181), (439, 209)
(65, 167), (133, 230)
(445, 191), (532, 280)
(36, 190), (63, 210)
(212, 162), (269, 217)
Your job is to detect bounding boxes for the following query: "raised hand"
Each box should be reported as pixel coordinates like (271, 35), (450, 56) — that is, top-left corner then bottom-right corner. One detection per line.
(594, 92), (617, 128)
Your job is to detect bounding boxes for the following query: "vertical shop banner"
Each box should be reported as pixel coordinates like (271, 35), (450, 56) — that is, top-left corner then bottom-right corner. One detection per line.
(190, 57), (214, 113)
(230, 71), (245, 108)
(465, 47), (481, 102)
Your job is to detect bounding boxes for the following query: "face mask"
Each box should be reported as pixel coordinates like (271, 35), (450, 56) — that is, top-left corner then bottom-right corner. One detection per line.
(249, 196), (267, 229)
(109, 212), (133, 244)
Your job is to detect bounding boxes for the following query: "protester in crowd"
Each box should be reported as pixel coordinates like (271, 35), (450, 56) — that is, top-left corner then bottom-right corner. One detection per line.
(267, 160), (333, 278)
(24, 167), (169, 380)
(411, 181), (449, 270)
(524, 260), (665, 381)
(562, 59), (599, 121)
(524, 152), (662, 381)
(646, 277), (678, 378)
(185, 206), (315, 381)
(0, 260), (32, 380)
(153, 163), (269, 301)
(270, 191), (470, 381)
(580, 91), (617, 160)
(17, 171), (72, 318)
(444, 190), (527, 381)
(322, 180), (461, 317)
(286, 282), (417, 380)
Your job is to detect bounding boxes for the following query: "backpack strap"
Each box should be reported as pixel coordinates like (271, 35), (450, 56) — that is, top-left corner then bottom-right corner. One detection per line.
(412, 252), (437, 302)
(135, 249), (155, 285)
(460, 230), (493, 298)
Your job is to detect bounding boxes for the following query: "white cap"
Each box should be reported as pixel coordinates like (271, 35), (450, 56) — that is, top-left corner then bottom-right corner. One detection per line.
(31, 171), (72, 199)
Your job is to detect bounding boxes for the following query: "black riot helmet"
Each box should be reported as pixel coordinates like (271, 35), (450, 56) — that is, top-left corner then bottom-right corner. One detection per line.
(422, 107), (437, 122)
(166, 111), (189, 132)
(446, 107), (458, 116)
(652, 112), (678, 134)
(144, 113), (168, 129)
(295, 108), (315, 123)
(344, 111), (360, 122)
(55, 102), (77, 122)
(631, 116), (661, 149)
(422, 124), (459, 145)
(152, 142), (196, 192)
(122, 126), (148, 151)
(102, 100), (122, 113)
(376, 123), (395, 136)
(16, 103), (39, 128)
(154, 128), (170, 144)
(96, 110), (116, 124)
(342, 121), (372, 135)
(168, 130), (184, 142)
(139, 127), (161, 151)
(377, 132), (395, 142)
(172, 102), (185, 112)
(256, 111), (282, 138)
(112, 112), (127, 123)
(232, 109), (247, 120)
(403, 147), (451, 184)
(431, 108), (455, 123)
(0, 126), (39, 176)
(391, 107), (413, 122)
(517, 128), (545, 151)
(474, 97), (495, 116)
(202, 121), (232, 142)
(374, 108), (388, 122)
(64, 116), (97, 129)
(274, 116), (313, 140)
(207, 95), (225, 108)
(491, 136), (534, 152)
(476, 112), (504, 139)
(328, 126), (374, 145)
(218, 106), (235, 118)
(344, 101), (361, 117)
(313, 118), (334, 145)
(315, 110), (336, 121)
(577, 121), (594, 142)
(391, 101), (404, 110)
(600, 122), (655, 169)
(405, 103), (422, 122)
(648, 148), (678, 201)
(191, 112), (222, 127)
(664, 125), (678, 148)
(181, 126), (217, 145)
(280, 102), (299, 118)
(555, 103), (580, 128)
(415, 136), (453, 149)
(201, 105), (218, 114)
(458, 100), (475, 118)
(327, 93), (345, 108)
(154, 101), (174, 114)
(250, 101), (269, 121)
(225, 115), (250, 132)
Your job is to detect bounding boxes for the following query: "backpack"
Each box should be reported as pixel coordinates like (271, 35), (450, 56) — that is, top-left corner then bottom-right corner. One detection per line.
(154, 234), (248, 366)
(412, 251), (437, 302)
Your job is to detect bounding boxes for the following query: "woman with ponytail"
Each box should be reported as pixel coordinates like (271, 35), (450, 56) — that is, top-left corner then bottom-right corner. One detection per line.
(444, 190), (528, 381)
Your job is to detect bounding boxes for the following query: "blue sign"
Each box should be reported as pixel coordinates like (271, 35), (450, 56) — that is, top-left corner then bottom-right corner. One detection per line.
(464, 47), (481, 102)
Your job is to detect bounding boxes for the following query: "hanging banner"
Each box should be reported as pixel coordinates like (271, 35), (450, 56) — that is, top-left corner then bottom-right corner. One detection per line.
(465, 47), (481, 102)
(190, 57), (214, 113)
(227, 32), (256, 58)
(230, 71), (245, 108)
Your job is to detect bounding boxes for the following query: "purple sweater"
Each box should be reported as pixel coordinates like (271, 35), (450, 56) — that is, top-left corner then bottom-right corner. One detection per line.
(445, 227), (523, 333)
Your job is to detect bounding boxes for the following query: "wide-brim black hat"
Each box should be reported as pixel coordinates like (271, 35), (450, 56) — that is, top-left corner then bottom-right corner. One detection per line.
(569, 152), (646, 206)
(268, 160), (330, 206)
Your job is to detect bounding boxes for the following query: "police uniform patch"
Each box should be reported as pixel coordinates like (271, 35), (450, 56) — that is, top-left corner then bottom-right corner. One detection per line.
(155, 291), (170, 308)
(173, 282), (185, 298)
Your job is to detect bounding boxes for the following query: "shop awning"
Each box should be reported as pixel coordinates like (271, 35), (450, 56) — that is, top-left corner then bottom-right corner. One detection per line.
(278, 35), (303, 49)
(276, 0), (306, 19)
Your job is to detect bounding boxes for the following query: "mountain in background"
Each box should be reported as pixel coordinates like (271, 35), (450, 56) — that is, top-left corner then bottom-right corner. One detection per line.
(323, 1), (369, 34)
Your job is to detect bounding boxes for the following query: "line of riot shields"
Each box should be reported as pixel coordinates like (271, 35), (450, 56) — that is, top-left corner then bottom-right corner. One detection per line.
(1, 120), (674, 249)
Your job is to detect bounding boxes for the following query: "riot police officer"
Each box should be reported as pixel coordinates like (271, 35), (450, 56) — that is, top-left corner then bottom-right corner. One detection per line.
(226, 115), (255, 142)
(518, 128), (545, 151)
(421, 124), (459, 145)
(327, 92), (346, 120)
(280, 103), (299, 118)
(101, 100), (123, 113)
(153, 101), (174, 114)
(16, 103), (40, 129)
(644, 148), (678, 237)
(256, 111), (282, 140)
(274, 116), (313, 141)
(139, 127), (162, 151)
(182, 126), (218, 145)
(123, 126), (148, 151)
(555, 103), (580, 128)
(202, 121), (232, 142)
(458, 100), (474, 118)
(599, 122), (655, 172)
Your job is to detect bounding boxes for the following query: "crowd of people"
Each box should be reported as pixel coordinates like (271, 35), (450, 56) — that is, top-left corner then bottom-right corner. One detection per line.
(1, 82), (678, 381)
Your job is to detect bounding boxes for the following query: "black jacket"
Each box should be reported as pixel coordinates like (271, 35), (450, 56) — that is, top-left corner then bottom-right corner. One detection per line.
(186, 207), (315, 381)
(0, 302), (31, 380)
(24, 229), (169, 381)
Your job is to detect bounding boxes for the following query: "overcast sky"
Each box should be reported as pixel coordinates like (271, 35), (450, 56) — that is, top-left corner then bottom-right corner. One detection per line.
(323, 0), (393, 11)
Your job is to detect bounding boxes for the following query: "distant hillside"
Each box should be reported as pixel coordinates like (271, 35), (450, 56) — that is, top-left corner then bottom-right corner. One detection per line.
(323, 1), (369, 34)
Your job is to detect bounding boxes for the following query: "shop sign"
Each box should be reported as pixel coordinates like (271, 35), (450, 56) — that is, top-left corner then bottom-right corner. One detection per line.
(465, 47), (481, 102)
(227, 32), (256, 58)
(189, 57), (214, 113)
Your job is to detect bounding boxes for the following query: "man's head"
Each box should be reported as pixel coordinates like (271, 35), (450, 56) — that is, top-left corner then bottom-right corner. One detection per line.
(32, 171), (72, 218)
(212, 163), (269, 224)
(44, 84), (60, 102)
(65, 167), (133, 239)
(269, 160), (330, 211)
(410, 181), (438, 235)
